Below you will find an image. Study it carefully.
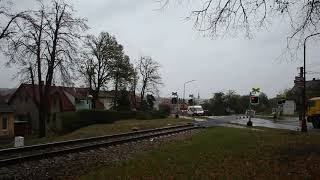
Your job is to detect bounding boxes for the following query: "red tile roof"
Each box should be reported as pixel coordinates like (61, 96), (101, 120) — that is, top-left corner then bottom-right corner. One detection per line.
(62, 87), (91, 99)
(50, 88), (75, 112)
(8, 84), (106, 112)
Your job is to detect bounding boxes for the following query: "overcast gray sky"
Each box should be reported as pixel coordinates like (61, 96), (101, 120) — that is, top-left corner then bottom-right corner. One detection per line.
(1, 0), (320, 99)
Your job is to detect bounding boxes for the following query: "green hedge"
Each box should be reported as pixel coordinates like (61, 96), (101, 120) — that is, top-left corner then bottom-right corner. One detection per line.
(60, 110), (136, 132)
(158, 103), (171, 116)
(135, 111), (167, 120)
(60, 110), (168, 132)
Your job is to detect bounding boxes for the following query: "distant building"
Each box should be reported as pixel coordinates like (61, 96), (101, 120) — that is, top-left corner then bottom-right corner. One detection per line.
(7, 84), (110, 135)
(2, 83), (141, 135)
(291, 78), (320, 99)
(291, 78), (320, 112)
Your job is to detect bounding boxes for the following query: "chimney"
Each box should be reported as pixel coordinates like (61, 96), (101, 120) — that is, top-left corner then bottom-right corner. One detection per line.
(300, 67), (303, 77)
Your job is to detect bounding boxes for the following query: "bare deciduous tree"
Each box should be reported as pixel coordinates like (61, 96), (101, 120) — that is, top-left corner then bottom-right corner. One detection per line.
(137, 56), (162, 105)
(160, 0), (320, 44)
(5, 0), (87, 137)
(79, 32), (122, 109)
(0, 0), (27, 41)
(129, 66), (139, 109)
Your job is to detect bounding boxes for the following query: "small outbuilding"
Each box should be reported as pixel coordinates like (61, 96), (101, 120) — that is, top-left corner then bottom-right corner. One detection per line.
(282, 100), (296, 115)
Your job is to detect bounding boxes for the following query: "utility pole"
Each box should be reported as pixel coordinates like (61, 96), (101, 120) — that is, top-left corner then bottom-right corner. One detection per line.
(302, 32), (320, 132)
(299, 67), (304, 129)
(302, 38), (307, 132)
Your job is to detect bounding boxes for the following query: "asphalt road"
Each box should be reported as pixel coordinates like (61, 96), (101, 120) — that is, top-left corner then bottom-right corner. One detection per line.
(186, 115), (318, 131)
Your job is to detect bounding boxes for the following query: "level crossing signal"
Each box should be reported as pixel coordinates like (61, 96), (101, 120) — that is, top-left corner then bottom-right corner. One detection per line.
(250, 96), (259, 105)
(171, 97), (178, 104)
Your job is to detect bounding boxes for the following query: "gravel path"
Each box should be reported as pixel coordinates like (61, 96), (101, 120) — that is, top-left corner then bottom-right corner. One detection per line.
(0, 129), (201, 180)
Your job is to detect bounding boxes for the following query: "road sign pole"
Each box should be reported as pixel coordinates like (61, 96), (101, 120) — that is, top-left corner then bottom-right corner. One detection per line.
(247, 92), (253, 126)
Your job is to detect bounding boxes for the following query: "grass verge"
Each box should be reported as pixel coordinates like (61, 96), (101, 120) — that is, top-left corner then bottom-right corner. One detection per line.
(81, 126), (320, 179)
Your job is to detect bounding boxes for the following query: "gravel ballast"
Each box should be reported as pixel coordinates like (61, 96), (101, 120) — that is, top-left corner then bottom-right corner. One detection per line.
(0, 129), (201, 180)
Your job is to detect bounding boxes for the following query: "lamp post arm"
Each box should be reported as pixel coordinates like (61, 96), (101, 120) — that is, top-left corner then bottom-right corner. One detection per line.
(183, 80), (196, 103)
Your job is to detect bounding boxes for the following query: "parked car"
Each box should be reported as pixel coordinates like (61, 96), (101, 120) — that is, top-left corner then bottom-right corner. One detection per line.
(187, 105), (204, 116)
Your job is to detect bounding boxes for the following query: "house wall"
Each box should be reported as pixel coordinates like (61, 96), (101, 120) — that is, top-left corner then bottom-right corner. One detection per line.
(99, 97), (113, 110)
(75, 99), (91, 111)
(47, 94), (62, 135)
(283, 100), (296, 115)
(0, 112), (14, 138)
(9, 91), (39, 134)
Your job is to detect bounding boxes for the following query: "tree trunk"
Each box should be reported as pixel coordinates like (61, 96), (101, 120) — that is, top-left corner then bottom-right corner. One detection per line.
(114, 76), (119, 111)
(133, 86), (136, 109)
(37, 25), (45, 137)
(91, 89), (99, 109)
(38, 81), (46, 137)
(140, 80), (147, 105)
(29, 65), (36, 103)
(140, 91), (144, 105)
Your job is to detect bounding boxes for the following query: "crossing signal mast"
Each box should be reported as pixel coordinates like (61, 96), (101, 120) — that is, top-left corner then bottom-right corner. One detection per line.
(247, 88), (260, 126)
(171, 92), (179, 118)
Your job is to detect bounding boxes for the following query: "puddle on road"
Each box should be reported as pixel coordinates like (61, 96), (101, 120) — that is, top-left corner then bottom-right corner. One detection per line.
(188, 116), (318, 131)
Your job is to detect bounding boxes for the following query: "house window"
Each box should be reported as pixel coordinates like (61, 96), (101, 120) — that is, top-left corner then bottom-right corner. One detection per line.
(2, 113), (8, 130)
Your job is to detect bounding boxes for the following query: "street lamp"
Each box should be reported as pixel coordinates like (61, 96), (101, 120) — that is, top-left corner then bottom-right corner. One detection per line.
(302, 32), (320, 132)
(183, 80), (196, 104)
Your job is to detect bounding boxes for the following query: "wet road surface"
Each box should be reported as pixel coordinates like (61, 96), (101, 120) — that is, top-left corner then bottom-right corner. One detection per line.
(186, 115), (319, 131)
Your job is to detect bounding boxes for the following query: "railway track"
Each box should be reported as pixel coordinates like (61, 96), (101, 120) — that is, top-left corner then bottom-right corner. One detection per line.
(0, 123), (198, 167)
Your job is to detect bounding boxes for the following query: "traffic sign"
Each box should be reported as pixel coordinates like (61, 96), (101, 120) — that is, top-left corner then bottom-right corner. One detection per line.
(251, 88), (260, 94)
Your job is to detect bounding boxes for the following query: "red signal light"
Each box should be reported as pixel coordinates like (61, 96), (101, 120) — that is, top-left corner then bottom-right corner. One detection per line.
(250, 96), (259, 104)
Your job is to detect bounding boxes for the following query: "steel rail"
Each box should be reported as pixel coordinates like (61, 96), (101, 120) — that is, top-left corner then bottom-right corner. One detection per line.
(0, 124), (193, 155)
(0, 124), (198, 166)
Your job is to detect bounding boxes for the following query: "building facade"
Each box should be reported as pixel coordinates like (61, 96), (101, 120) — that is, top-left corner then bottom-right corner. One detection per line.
(8, 84), (111, 135)
(0, 103), (15, 139)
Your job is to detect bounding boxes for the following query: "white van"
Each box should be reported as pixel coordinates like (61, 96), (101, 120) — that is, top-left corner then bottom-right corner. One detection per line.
(187, 105), (204, 116)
